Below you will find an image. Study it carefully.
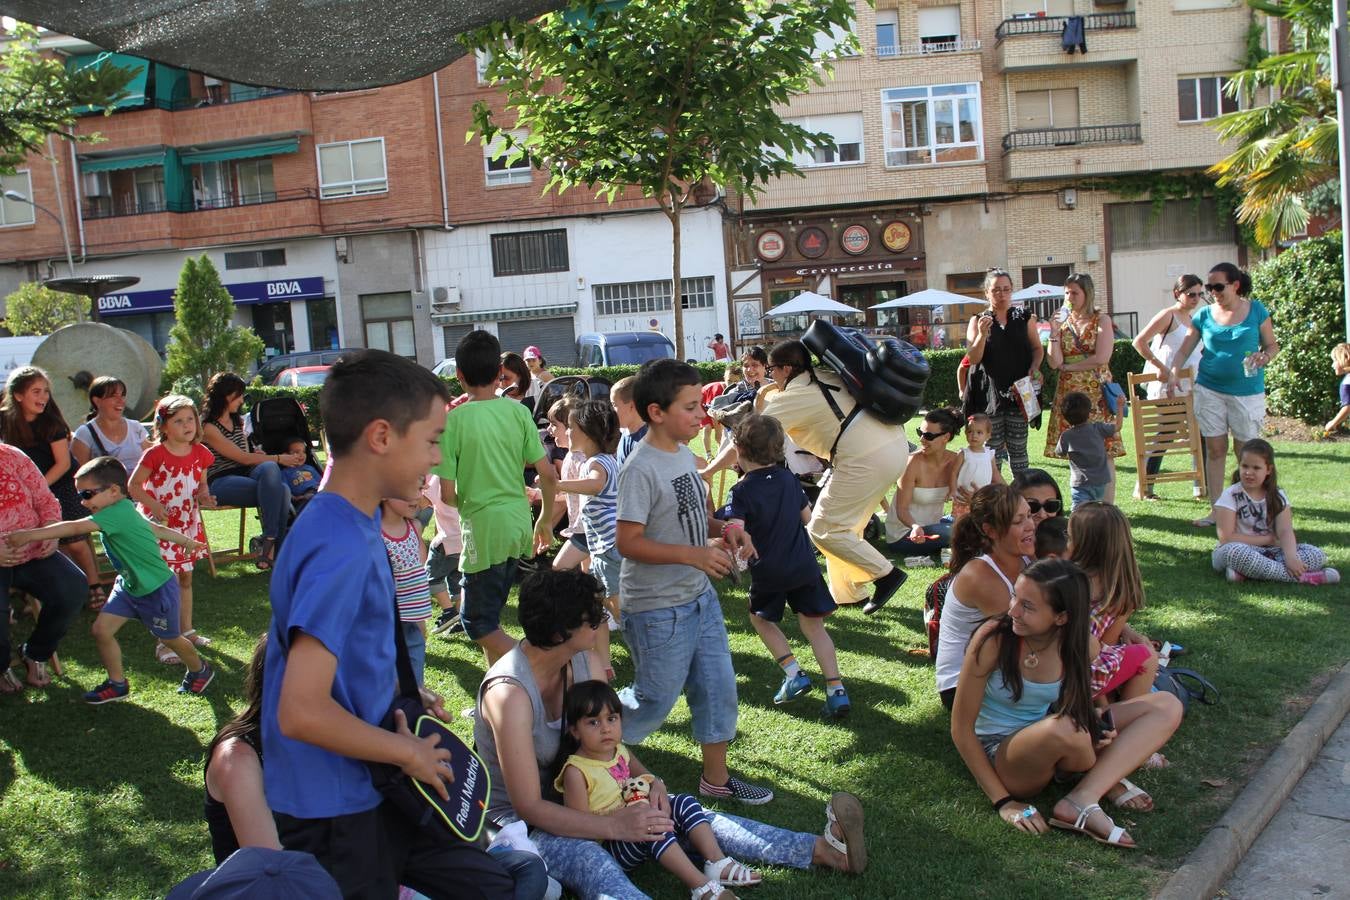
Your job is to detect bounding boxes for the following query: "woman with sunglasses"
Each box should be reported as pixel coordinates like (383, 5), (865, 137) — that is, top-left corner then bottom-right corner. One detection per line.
(1165, 263), (1279, 526)
(885, 409), (963, 559)
(965, 270), (1044, 478)
(1131, 275), (1206, 500)
(1012, 468), (1065, 525)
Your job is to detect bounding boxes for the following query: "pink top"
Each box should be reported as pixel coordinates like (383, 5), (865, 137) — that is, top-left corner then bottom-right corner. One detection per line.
(136, 443), (215, 572)
(423, 474), (463, 554)
(560, 450), (587, 537)
(0, 443), (62, 564)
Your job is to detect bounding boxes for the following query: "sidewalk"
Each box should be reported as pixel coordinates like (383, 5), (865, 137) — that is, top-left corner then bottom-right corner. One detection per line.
(1220, 712), (1350, 900)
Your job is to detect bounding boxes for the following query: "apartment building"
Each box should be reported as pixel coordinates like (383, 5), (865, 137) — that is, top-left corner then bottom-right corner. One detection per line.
(732, 0), (1258, 346)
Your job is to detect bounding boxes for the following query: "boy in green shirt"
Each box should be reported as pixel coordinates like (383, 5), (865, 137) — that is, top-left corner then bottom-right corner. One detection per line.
(6, 456), (214, 704)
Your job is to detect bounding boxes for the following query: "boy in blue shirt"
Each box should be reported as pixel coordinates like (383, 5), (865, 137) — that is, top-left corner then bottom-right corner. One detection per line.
(616, 359), (773, 804)
(262, 349), (512, 899)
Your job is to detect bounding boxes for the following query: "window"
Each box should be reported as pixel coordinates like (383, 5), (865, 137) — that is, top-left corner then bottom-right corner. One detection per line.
(1008, 0), (1074, 14)
(317, 138), (388, 198)
(875, 9), (899, 56)
(882, 83), (982, 167)
(475, 49), (493, 84)
(1108, 199), (1233, 250)
(133, 167), (166, 213)
(491, 229), (569, 276)
(918, 6), (961, 49)
(1015, 89), (1080, 129)
(0, 172), (35, 227)
(225, 248), (287, 270)
(361, 292), (416, 358)
(593, 276), (715, 317)
(484, 132), (532, 187)
(789, 114), (864, 167)
(1178, 76), (1238, 122)
(1021, 265), (1073, 288)
(236, 159), (276, 204)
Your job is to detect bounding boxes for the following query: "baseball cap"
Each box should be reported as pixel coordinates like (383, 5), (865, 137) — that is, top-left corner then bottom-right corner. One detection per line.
(166, 848), (341, 900)
(523, 346), (542, 360)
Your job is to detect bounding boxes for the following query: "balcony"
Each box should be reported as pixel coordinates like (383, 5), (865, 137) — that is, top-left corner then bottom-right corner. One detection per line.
(83, 187), (318, 220)
(995, 11), (1138, 71)
(1002, 123), (1145, 181)
(877, 37), (982, 58)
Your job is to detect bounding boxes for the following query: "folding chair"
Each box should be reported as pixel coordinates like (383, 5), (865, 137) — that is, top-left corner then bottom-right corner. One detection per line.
(1127, 367), (1203, 497)
(201, 506), (250, 576)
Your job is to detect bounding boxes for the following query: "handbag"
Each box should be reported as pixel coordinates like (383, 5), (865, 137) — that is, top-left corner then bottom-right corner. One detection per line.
(1153, 666), (1219, 716)
(1101, 381), (1129, 417)
(367, 581), (491, 843)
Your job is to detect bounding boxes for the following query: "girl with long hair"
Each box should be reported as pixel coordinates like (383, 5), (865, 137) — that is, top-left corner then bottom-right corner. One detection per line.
(71, 375), (152, 473)
(950, 559), (1183, 849)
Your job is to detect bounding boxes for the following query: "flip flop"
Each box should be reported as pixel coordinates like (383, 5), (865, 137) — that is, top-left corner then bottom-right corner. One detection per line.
(0, 668), (24, 695)
(1106, 778), (1153, 812)
(1049, 800), (1136, 849)
(21, 653), (51, 688)
(87, 584), (108, 610)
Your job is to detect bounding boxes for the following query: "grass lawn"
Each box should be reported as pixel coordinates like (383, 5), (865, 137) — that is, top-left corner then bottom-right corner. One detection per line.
(2, 427), (1346, 899)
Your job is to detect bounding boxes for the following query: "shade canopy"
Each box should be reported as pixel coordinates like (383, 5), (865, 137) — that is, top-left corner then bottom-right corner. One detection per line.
(1012, 282), (1064, 301)
(870, 288), (973, 310)
(5, 0), (572, 91)
(79, 151), (167, 173)
(763, 291), (860, 319)
(178, 138), (300, 165)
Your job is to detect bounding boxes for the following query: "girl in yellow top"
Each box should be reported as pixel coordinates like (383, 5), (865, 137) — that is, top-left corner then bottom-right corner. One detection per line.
(554, 681), (759, 900)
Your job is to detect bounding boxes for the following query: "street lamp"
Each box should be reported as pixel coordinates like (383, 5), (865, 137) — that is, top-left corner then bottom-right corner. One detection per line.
(3, 189), (75, 277)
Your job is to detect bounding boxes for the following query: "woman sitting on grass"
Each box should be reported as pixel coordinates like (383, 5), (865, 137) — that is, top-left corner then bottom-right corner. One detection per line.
(950, 559), (1183, 849)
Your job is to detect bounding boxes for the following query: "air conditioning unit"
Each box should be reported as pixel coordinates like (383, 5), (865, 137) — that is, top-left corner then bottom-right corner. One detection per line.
(432, 286), (460, 308)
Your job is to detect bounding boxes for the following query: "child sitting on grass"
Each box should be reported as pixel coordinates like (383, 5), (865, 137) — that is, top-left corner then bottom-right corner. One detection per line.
(7, 456), (214, 704)
(726, 413), (849, 718)
(1325, 342), (1350, 437)
(1054, 392), (1123, 511)
(555, 680), (760, 900)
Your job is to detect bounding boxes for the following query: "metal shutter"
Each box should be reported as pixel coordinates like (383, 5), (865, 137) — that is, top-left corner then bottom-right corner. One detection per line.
(497, 317), (576, 367)
(441, 324), (475, 359)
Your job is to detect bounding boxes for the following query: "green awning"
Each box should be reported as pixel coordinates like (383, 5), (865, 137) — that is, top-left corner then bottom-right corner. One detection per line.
(178, 138), (300, 165)
(80, 151), (167, 173)
(432, 302), (578, 325)
(68, 53), (149, 111)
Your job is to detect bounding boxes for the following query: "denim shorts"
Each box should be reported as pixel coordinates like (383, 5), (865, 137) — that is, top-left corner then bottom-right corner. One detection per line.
(425, 543), (460, 598)
(103, 575), (181, 639)
(460, 559), (519, 640)
(620, 587), (738, 746)
(567, 532), (589, 554)
(589, 547), (622, 597)
(978, 732), (1013, 765)
(1070, 482), (1107, 510)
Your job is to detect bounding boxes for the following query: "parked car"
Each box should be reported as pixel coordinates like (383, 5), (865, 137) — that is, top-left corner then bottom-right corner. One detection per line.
(431, 357), (456, 378)
(532, 374), (612, 428)
(256, 348), (356, 385)
(273, 365), (331, 388)
(575, 332), (676, 367)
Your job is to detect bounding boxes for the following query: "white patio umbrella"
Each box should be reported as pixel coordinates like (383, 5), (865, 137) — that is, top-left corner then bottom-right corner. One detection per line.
(869, 287), (973, 310)
(763, 291), (860, 319)
(1011, 282), (1064, 302)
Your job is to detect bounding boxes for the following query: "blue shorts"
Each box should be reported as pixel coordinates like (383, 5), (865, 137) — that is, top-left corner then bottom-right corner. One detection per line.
(749, 574), (837, 623)
(620, 587), (738, 746)
(1070, 482), (1107, 510)
(589, 546), (622, 597)
(102, 575), (181, 639)
(567, 532), (589, 554)
(426, 543), (460, 598)
(1340, 379), (1350, 407)
(460, 559), (518, 641)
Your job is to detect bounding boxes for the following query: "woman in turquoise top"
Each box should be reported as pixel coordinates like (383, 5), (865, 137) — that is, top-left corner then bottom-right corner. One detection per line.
(1165, 262), (1280, 526)
(951, 559), (1183, 849)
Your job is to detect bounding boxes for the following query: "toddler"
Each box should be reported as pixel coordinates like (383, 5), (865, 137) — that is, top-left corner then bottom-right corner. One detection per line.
(1034, 516), (1069, 560)
(1054, 392), (1123, 511)
(423, 474), (464, 636)
(380, 494), (434, 682)
(555, 680), (759, 900)
(279, 437), (322, 499)
(549, 396), (591, 572)
(1325, 343), (1350, 437)
(950, 412), (1001, 518)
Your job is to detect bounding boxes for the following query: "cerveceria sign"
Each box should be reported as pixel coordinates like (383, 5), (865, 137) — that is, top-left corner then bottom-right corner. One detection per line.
(795, 262), (897, 276)
(96, 276), (326, 315)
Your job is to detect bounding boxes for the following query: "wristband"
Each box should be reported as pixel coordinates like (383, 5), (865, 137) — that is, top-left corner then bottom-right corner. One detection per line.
(722, 521), (742, 533)
(992, 796), (1013, 811)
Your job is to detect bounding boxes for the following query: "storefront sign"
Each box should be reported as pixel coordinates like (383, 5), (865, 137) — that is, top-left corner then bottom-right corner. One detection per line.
(755, 230), (786, 262)
(881, 221), (913, 253)
(797, 227), (828, 259)
(794, 262), (896, 276)
(98, 276), (326, 317)
(840, 225), (870, 255)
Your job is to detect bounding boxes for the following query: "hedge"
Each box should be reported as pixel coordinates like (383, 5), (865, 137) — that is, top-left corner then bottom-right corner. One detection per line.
(248, 341), (1147, 437)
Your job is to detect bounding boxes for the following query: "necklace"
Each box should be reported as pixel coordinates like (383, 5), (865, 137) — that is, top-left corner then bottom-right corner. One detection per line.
(1022, 637), (1053, 670)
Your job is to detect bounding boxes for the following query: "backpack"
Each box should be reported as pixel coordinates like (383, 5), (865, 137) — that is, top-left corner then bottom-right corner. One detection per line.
(924, 572), (955, 661)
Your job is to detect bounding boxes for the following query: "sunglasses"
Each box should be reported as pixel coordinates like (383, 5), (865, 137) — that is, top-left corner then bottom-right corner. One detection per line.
(1182, 290), (1206, 299)
(1025, 498), (1063, 515)
(918, 429), (949, 441)
(77, 486), (112, 501)
(1205, 282), (1230, 293)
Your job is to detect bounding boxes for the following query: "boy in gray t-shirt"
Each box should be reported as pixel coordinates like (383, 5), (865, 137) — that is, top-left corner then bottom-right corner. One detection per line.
(616, 359), (774, 805)
(1054, 391), (1123, 511)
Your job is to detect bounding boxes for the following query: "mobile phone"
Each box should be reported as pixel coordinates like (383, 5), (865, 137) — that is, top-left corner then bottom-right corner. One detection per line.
(1101, 709), (1115, 732)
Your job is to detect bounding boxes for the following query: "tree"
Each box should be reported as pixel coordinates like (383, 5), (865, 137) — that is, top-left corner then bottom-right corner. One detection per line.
(163, 255), (265, 389)
(1, 22), (137, 173)
(1207, 0), (1338, 246)
(467, 0), (857, 355)
(2, 282), (89, 335)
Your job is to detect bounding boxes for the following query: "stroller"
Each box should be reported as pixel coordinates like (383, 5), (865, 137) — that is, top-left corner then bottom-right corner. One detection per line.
(249, 395), (324, 519)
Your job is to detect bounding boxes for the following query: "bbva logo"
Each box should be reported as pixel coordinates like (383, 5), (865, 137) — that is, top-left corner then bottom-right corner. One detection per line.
(99, 295), (133, 310)
(266, 281), (305, 297)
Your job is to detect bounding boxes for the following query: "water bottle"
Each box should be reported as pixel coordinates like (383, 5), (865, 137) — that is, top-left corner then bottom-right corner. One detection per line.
(1242, 352), (1259, 378)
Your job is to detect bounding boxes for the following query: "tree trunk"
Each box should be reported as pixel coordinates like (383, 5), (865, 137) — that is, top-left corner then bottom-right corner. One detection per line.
(667, 200), (684, 361)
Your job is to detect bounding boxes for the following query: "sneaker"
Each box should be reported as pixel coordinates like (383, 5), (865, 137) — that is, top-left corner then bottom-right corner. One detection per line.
(432, 608), (462, 635)
(1300, 568), (1341, 586)
(773, 672), (812, 705)
(179, 662), (215, 695)
(84, 678), (130, 705)
(699, 774), (774, 805)
(862, 567), (907, 616)
(824, 687), (851, 719)
(1225, 567), (1246, 583)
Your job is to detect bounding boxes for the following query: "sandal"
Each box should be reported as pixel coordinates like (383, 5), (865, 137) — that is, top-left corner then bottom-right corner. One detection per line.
(1106, 778), (1153, 812)
(21, 653), (51, 688)
(1191, 516), (1216, 528)
(691, 883), (736, 900)
(0, 668), (24, 695)
(182, 629), (212, 648)
(1049, 799), (1136, 849)
(253, 536), (276, 571)
(156, 642), (182, 665)
(87, 583), (107, 610)
(704, 857), (760, 887)
(822, 791), (867, 874)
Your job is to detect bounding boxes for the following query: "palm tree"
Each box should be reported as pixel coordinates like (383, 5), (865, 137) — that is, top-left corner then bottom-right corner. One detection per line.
(1208, 0), (1340, 246)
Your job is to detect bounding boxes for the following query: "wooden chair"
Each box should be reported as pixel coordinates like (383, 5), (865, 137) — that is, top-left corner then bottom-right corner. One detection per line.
(1127, 367), (1203, 497)
(201, 506), (250, 576)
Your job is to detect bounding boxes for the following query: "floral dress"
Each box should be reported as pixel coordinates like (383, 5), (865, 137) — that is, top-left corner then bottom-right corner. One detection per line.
(1044, 312), (1125, 459)
(136, 443), (214, 572)
(1089, 606), (1127, 698)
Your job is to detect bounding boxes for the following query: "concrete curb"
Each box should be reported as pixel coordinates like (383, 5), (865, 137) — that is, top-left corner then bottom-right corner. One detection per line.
(1155, 660), (1350, 900)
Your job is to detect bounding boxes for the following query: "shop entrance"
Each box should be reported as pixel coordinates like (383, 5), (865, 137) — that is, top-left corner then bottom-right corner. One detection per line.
(251, 301), (295, 360)
(837, 281), (911, 334)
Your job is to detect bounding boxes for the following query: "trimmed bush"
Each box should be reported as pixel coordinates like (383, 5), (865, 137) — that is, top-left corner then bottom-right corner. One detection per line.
(1251, 231), (1347, 423)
